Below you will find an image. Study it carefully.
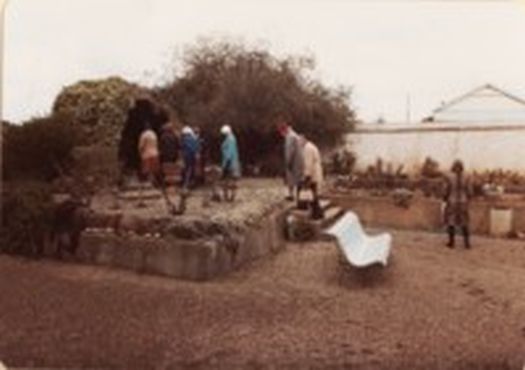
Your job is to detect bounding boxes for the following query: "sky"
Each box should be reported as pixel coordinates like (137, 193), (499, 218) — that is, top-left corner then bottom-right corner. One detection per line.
(3, 0), (525, 124)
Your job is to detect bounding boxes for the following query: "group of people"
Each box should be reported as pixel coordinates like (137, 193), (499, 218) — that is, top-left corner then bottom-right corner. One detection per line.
(136, 113), (325, 219)
(137, 120), (241, 206)
(136, 108), (473, 249)
(137, 110), (472, 246)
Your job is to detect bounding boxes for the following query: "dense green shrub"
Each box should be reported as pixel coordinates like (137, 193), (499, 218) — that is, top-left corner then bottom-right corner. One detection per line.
(2, 114), (79, 181)
(1, 181), (54, 256)
(155, 40), (355, 170)
(52, 77), (146, 146)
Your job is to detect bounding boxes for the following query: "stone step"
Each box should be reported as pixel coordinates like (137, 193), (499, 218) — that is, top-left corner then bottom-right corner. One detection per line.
(286, 204), (345, 242)
(321, 206), (344, 227)
(315, 206), (345, 241)
(289, 199), (333, 219)
(122, 182), (156, 191)
(118, 189), (163, 201)
(314, 205), (343, 231)
(289, 208), (310, 219)
(297, 195), (330, 206)
(320, 199), (332, 211)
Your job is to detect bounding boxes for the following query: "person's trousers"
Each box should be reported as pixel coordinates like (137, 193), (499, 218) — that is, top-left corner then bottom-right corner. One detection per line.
(447, 225), (470, 248)
(182, 160), (195, 189)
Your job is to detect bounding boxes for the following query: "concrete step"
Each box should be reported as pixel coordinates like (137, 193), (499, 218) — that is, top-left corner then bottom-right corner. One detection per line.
(313, 206), (344, 240)
(118, 189), (163, 201)
(289, 199), (333, 218)
(289, 208), (310, 219)
(320, 199), (332, 211)
(321, 206), (344, 227)
(286, 204), (345, 242)
(316, 206), (345, 241)
(122, 182), (156, 191)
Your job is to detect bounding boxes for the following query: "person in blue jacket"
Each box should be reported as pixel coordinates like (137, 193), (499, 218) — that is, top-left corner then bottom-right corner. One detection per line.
(181, 126), (199, 189)
(220, 125), (241, 201)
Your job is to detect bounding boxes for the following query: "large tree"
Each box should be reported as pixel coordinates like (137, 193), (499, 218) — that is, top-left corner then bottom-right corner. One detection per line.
(155, 40), (355, 173)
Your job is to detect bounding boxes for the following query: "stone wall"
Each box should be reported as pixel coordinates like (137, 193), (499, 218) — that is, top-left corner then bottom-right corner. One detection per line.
(328, 193), (525, 237)
(347, 123), (525, 174)
(76, 204), (287, 281)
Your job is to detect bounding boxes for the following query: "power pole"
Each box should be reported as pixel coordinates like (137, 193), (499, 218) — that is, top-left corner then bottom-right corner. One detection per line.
(406, 93), (411, 124)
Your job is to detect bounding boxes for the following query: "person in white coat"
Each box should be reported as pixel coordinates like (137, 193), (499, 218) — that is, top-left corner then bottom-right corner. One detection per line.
(300, 135), (324, 219)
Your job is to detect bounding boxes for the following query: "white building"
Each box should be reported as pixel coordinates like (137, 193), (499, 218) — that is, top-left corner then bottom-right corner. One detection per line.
(347, 84), (525, 173)
(430, 84), (525, 124)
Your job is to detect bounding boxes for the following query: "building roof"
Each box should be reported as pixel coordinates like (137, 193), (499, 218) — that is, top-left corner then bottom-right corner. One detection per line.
(430, 84), (525, 124)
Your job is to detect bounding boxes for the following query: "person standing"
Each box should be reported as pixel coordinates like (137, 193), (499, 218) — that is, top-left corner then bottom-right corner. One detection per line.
(181, 126), (199, 190)
(220, 125), (241, 201)
(159, 122), (180, 187)
(300, 135), (324, 220)
(137, 122), (160, 206)
(443, 160), (472, 249)
(277, 120), (304, 203)
(193, 126), (206, 186)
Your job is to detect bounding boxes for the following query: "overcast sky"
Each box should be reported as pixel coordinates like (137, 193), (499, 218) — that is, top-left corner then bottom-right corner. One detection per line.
(4, 0), (525, 124)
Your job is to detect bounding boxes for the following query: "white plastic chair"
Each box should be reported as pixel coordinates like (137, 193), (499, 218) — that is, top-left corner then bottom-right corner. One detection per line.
(325, 211), (392, 267)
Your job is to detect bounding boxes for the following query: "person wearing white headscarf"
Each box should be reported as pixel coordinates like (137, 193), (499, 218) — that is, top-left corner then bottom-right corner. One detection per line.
(220, 125), (241, 178)
(217, 125), (241, 202)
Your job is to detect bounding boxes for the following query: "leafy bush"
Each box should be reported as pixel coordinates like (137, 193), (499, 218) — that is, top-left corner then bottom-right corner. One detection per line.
(1, 181), (54, 256)
(155, 40), (355, 170)
(3, 114), (79, 181)
(52, 76), (146, 146)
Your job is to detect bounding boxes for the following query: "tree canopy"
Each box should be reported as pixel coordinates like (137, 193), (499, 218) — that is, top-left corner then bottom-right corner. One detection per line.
(155, 40), (355, 170)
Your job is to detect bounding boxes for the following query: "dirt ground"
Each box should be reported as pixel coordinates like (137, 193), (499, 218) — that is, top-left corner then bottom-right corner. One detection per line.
(0, 230), (524, 369)
(88, 178), (288, 234)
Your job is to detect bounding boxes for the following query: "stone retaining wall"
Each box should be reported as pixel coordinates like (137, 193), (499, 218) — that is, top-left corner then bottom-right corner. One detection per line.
(328, 193), (525, 236)
(76, 205), (287, 280)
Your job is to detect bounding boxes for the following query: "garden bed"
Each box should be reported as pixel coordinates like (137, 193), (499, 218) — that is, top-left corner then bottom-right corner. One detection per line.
(75, 179), (289, 280)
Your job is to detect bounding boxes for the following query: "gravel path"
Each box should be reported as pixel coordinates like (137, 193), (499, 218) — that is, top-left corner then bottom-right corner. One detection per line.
(1, 230), (524, 369)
